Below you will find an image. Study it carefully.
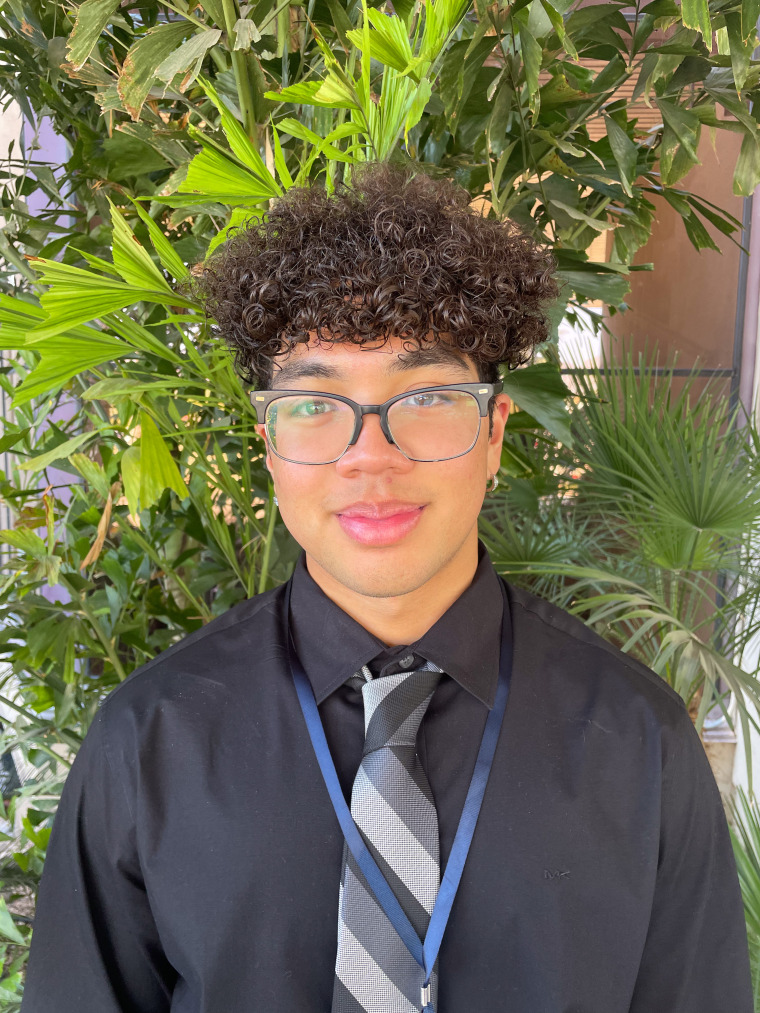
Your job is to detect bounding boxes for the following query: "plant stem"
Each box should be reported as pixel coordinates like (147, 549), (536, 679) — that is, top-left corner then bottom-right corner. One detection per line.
(565, 197), (612, 246)
(0, 692), (52, 730)
(277, 1), (290, 61)
(78, 599), (128, 682)
(160, 1), (212, 28)
(20, 737), (73, 769)
(221, 0), (259, 141)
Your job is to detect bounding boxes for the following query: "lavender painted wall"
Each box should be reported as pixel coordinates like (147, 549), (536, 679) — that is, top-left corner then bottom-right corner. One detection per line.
(23, 117), (79, 605)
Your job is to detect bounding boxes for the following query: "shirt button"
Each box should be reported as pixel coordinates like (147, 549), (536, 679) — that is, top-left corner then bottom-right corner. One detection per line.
(399, 654), (414, 669)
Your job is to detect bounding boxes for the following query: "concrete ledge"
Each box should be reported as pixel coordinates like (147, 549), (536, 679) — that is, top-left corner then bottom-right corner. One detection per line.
(702, 725), (739, 815)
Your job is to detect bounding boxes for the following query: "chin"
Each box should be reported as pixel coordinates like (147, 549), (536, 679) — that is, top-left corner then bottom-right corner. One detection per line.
(309, 528), (465, 600)
(326, 560), (434, 600)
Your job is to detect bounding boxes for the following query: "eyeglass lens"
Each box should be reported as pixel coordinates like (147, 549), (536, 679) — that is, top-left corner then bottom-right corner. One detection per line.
(265, 390), (481, 464)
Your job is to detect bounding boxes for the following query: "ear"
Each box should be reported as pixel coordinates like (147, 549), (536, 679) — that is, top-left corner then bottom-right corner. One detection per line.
(255, 423), (274, 473)
(489, 394), (511, 438)
(486, 394), (511, 477)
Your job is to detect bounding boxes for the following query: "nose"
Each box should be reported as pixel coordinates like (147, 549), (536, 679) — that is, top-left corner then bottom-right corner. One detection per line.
(334, 411), (413, 476)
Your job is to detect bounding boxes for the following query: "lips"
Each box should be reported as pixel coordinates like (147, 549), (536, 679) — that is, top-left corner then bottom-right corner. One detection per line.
(338, 500), (425, 519)
(336, 501), (426, 546)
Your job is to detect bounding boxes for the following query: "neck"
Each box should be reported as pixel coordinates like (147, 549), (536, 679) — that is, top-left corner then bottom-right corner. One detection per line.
(305, 535), (480, 646)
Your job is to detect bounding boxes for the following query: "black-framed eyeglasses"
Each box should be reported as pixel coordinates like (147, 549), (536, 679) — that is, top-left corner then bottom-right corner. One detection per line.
(249, 381), (503, 465)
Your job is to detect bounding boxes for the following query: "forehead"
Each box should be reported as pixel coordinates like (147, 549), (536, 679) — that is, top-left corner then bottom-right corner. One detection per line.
(270, 333), (478, 387)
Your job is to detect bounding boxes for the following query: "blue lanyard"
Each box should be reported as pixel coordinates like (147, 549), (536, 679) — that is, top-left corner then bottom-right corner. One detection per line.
(285, 576), (513, 996)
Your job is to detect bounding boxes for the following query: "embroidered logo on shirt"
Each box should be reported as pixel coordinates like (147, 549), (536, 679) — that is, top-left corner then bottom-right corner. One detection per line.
(543, 869), (570, 880)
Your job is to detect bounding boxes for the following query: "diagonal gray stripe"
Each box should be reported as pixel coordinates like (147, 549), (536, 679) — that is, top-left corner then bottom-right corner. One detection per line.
(363, 674), (440, 756)
(332, 976), (373, 1013)
(347, 840), (432, 941)
(361, 673), (405, 728)
(335, 923), (418, 1013)
(363, 678), (420, 748)
(351, 766), (439, 913)
(389, 745), (436, 806)
(391, 691), (437, 747)
(361, 750), (439, 861)
(339, 862), (421, 1007)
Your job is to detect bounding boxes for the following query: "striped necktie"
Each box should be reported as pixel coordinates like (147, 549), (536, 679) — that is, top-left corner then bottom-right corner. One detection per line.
(332, 660), (443, 1013)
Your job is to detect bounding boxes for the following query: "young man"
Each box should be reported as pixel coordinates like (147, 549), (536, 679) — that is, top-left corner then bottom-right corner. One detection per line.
(22, 164), (752, 1012)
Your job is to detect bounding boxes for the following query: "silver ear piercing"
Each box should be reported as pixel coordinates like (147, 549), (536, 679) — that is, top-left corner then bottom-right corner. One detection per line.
(486, 474), (499, 494)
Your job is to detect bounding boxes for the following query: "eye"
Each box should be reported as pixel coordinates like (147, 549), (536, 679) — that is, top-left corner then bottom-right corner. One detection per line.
(406, 391), (453, 407)
(290, 398), (336, 417)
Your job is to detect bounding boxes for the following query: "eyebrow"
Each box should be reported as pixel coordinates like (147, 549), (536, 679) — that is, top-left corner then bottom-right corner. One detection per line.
(270, 346), (475, 388)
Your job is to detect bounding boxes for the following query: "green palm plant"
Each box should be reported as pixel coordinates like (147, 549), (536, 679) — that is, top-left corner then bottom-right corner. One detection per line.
(480, 352), (760, 774)
(263, 0), (470, 162)
(729, 787), (760, 1009)
(1, 207), (295, 599)
(3, 0), (757, 315)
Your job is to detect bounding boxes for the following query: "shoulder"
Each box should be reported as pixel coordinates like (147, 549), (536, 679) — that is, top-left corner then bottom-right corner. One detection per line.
(503, 578), (688, 730)
(98, 580), (290, 723)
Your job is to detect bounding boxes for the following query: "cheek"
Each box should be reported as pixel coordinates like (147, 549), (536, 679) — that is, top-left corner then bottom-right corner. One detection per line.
(452, 459), (488, 506)
(457, 429), (491, 479)
(424, 450), (489, 512)
(273, 467), (326, 530)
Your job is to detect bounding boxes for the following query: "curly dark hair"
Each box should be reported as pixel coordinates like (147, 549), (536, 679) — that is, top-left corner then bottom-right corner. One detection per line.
(192, 162), (559, 390)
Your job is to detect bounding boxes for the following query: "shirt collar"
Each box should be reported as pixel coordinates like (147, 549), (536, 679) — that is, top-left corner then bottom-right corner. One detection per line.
(287, 539), (504, 709)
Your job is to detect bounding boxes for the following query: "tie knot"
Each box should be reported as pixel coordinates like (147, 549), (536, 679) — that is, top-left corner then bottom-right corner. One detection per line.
(359, 665), (441, 756)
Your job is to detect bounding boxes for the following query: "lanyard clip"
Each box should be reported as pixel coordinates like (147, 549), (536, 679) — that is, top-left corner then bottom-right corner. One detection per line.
(420, 982), (432, 1009)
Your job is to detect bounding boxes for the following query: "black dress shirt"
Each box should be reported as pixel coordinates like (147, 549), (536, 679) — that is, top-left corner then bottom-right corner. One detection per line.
(21, 541), (753, 1012)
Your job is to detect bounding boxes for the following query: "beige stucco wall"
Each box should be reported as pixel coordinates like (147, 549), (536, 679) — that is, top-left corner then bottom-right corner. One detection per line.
(605, 129), (744, 382)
